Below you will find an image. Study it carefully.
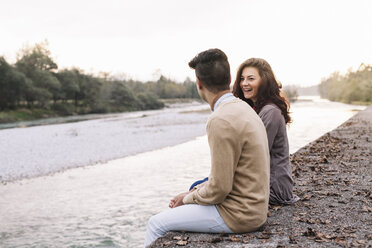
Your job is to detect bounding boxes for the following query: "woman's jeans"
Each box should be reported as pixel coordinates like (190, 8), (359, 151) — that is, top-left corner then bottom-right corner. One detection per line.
(145, 204), (233, 247)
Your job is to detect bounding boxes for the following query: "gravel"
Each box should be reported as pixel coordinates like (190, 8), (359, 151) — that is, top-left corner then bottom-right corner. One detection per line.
(0, 103), (210, 182)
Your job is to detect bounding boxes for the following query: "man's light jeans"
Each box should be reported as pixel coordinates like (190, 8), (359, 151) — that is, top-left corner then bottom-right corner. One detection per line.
(145, 204), (233, 247)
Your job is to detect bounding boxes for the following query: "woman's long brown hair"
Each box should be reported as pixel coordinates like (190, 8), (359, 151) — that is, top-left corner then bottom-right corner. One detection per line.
(232, 58), (292, 124)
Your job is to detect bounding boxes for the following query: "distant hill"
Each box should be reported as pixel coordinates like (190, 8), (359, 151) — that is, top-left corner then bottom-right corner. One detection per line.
(297, 85), (319, 96)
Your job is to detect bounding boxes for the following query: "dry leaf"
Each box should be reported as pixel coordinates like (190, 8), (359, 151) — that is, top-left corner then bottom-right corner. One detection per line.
(306, 218), (316, 224)
(257, 234), (270, 239)
(242, 237), (251, 243)
(319, 218), (331, 225)
(176, 240), (188, 246)
(302, 194), (313, 201)
(272, 205), (282, 211)
(229, 235), (242, 242)
(362, 205), (372, 212)
(335, 236), (347, 246)
(289, 234), (297, 244)
(356, 240), (366, 244)
(314, 232), (329, 242)
(293, 217), (301, 222)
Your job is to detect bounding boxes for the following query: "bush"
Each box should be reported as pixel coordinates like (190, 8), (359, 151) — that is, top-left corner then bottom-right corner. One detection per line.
(319, 64), (372, 104)
(136, 92), (165, 110)
(52, 103), (76, 116)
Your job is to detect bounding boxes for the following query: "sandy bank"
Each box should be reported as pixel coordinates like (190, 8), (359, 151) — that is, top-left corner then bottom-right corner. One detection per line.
(0, 103), (210, 182)
(150, 105), (372, 247)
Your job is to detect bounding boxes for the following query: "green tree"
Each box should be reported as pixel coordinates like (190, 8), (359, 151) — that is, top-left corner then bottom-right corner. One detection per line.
(15, 41), (61, 106)
(56, 69), (80, 105)
(77, 73), (102, 111)
(183, 77), (199, 98)
(0, 57), (28, 109)
(319, 64), (372, 104)
(136, 92), (164, 110)
(283, 85), (298, 102)
(16, 40), (57, 72)
(110, 81), (140, 110)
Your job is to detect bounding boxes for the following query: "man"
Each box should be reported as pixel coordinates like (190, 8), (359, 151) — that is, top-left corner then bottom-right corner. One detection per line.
(144, 48), (270, 247)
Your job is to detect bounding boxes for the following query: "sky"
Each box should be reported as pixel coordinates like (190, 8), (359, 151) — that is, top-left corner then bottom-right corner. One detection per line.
(1, 0), (371, 86)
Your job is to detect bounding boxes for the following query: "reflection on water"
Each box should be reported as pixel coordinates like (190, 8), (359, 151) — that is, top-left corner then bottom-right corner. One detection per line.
(0, 97), (366, 248)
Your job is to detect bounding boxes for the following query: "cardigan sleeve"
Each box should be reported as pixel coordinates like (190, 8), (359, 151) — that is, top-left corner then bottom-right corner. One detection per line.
(183, 117), (241, 205)
(258, 106), (282, 150)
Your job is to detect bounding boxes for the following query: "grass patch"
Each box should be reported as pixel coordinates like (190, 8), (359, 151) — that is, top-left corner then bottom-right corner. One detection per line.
(180, 109), (210, 114)
(0, 108), (58, 123)
(350, 101), (372, 106)
(160, 98), (202, 104)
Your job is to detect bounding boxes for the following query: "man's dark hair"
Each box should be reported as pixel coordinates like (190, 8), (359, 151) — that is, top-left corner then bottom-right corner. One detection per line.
(188, 48), (230, 92)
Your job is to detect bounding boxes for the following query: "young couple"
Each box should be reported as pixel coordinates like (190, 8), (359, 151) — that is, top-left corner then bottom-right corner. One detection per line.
(145, 48), (299, 247)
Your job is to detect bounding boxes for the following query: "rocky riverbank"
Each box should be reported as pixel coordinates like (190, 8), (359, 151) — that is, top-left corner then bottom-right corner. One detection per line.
(0, 102), (209, 182)
(150, 105), (372, 248)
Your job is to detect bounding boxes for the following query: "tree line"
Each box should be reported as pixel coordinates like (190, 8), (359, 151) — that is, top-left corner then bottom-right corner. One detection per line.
(282, 85), (298, 102)
(0, 41), (200, 116)
(319, 64), (372, 104)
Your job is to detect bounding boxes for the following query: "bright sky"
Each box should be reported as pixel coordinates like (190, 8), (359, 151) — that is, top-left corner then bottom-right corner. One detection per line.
(1, 0), (371, 86)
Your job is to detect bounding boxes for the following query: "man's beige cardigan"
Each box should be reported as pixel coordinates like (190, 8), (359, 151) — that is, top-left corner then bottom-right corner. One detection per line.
(183, 98), (270, 233)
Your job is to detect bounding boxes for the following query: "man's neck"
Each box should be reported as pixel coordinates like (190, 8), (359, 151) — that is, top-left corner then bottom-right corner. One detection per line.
(208, 90), (231, 111)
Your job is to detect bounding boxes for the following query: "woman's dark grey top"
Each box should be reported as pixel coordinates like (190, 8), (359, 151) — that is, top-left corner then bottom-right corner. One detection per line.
(259, 104), (299, 205)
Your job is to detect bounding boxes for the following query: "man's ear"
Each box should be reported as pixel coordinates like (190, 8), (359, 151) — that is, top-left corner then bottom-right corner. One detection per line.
(196, 77), (203, 90)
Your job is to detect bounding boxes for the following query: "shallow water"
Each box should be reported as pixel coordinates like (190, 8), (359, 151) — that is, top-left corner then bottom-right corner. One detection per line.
(0, 137), (211, 248)
(288, 96), (365, 153)
(0, 97), (366, 248)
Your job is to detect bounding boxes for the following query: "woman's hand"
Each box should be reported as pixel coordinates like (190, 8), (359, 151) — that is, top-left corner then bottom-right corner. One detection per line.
(169, 192), (189, 208)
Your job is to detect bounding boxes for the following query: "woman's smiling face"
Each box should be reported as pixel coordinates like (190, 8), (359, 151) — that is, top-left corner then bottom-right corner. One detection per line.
(239, 66), (262, 103)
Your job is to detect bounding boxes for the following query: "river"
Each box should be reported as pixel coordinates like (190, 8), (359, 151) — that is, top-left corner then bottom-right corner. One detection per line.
(0, 97), (366, 248)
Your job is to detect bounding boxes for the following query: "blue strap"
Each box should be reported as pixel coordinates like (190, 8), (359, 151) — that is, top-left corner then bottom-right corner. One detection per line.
(189, 177), (209, 191)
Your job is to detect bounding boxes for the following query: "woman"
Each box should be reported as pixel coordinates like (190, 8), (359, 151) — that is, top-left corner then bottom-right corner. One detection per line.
(190, 58), (298, 205)
(232, 58), (298, 205)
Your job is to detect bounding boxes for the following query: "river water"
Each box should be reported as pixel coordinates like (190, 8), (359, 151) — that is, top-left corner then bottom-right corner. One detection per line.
(0, 97), (366, 248)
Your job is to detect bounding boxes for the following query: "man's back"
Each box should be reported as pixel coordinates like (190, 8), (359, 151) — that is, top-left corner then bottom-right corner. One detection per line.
(207, 98), (270, 232)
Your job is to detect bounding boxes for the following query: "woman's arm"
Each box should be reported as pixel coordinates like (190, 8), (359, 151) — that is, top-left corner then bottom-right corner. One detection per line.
(258, 105), (283, 150)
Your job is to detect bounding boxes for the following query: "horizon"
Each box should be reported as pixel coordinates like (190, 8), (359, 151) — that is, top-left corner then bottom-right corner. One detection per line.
(1, 0), (371, 87)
